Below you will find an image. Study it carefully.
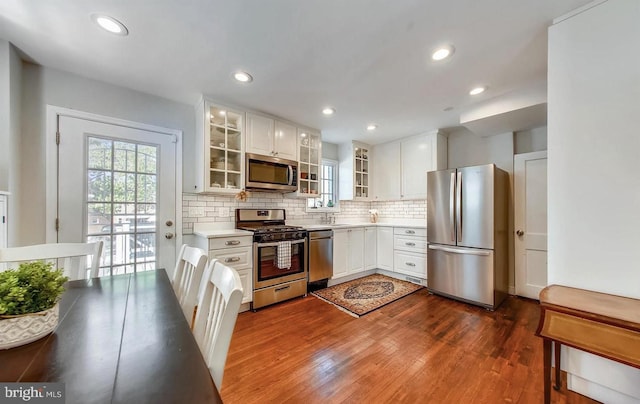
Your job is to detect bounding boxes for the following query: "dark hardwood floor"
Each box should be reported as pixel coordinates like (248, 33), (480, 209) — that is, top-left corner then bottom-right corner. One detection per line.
(221, 289), (599, 403)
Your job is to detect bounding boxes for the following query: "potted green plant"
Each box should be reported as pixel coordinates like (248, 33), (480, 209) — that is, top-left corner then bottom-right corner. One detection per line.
(0, 261), (68, 349)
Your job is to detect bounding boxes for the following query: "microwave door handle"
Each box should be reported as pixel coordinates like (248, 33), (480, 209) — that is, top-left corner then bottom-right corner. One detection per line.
(288, 165), (294, 186)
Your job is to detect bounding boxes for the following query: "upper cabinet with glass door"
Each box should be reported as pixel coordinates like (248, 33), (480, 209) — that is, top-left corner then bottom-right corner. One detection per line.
(338, 141), (371, 200)
(194, 99), (244, 193)
(296, 129), (321, 197)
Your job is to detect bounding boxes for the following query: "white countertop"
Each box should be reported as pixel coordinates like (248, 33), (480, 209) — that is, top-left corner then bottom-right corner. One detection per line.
(191, 220), (426, 237)
(192, 223), (253, 238)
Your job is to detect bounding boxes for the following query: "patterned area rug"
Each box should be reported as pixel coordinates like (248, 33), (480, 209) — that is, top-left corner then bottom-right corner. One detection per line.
(311, 274), (423, 317)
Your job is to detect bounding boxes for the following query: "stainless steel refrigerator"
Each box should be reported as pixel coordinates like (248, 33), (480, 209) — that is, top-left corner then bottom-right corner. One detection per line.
(426, 164), (508, 310)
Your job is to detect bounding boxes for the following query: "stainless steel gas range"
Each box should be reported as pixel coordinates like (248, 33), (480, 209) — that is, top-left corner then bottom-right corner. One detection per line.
(236, 209), (308, 310)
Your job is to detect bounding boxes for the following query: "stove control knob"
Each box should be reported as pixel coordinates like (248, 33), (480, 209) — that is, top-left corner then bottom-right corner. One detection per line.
(297, 232), (306, 239)
(263, 234), (273, 242)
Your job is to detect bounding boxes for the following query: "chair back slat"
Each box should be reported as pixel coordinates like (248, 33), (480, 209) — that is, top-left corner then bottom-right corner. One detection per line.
(193, 260), (243, 390)
(0, 242), (103, 280)
(171, 244), (208, 328)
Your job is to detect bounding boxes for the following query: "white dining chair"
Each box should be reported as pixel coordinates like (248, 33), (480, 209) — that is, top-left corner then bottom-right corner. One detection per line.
(0, 241), (104, 281)
(171, 244), (209, 328)
(192, 259), (243, 390)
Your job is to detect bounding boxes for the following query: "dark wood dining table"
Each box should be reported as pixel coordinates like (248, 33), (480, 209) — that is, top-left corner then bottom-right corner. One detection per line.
(0, 269), (222, 404)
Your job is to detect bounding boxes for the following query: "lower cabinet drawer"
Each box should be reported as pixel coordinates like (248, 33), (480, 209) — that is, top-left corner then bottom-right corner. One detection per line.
(394, 236), (427, 252)
(394, 250), (427, 279)
(252, 278), (307, 310)
(209, 247), (251, 267)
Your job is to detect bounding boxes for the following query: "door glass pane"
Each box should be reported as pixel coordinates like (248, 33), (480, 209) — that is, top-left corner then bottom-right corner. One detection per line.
(86, 137), (158, 276)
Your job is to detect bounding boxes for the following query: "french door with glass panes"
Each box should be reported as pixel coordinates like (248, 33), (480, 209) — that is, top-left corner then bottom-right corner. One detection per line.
(56, 115), (177, 276)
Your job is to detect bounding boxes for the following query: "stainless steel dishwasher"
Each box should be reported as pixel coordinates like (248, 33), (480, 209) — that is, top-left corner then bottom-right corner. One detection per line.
(308, 230), (333, 288)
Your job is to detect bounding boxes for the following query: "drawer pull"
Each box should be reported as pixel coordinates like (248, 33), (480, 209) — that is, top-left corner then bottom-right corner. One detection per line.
(225, 240), (241, 246)
(275, 285), (291, 292)
(405, 230), (415, 234)
(224, 257), (241, 263)
(405, 262), (416, 267)
(405, 242), (416, 247)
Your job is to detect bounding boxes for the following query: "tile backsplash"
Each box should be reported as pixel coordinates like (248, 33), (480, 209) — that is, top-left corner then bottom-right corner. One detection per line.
(182, 192), (426, 234)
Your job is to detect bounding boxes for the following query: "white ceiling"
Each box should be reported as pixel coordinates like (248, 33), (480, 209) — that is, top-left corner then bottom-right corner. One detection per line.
(0, 0), (592, 145)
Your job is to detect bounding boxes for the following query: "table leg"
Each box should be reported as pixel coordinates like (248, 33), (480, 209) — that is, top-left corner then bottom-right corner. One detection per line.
(554, 341), (562, 390)
(543, 338), (552, 404)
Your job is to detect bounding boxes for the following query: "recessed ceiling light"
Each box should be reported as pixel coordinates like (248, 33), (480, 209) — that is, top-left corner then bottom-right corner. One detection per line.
(366, 124), (377, 131)
(432, 45), (455, 61)
(91, 14), (128, 36)
(322, 107), (335, 116)
(469, 86), (487, 96)
(233, 71), (253, 83)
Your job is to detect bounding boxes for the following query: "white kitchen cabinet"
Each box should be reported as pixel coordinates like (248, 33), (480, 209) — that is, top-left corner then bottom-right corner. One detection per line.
(348, 228), (364, 274)
(193, 234), (253, 306)
(332, 227), (367, 279)
(372, 130), (447, 200)
(332, 229), (349, 279)
(376, 226), (394, 271)
(296, 129), (321, 197)
(245, 113), (274, 156)
(364, 227), (377, 270)
(194, 99), (244, 193)
(393, 227), (427, 280)
(401, 130), (447, 199)
(372, 142), (401, 201)
(338, 141), (371, 200)
(274, 121), (298, 160)
(246, 113), (297, 160)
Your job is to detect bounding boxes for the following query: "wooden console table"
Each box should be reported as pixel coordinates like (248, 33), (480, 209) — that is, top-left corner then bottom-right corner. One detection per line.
(536, 285), (640, 404)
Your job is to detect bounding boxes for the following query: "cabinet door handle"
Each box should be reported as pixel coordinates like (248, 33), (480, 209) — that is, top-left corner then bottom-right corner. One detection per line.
(225, 240), (241, 246)
(405, 262), (416, 267)
(405, 242), (416, 247)
(225, 257), (241, 263)
(405, 230), (415, 234)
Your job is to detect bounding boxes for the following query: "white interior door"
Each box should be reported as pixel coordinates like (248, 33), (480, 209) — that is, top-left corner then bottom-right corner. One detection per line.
(514, 151), (548, 299)
(55, 114), (178, 276)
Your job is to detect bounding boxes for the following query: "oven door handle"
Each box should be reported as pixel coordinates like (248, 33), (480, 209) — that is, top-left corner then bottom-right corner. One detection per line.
(256, 239), (306, 248)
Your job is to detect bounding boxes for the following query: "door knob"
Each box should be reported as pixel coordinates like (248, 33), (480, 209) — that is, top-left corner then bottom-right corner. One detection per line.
(516, 230), (524, 236)
(165, 220), (173, 227)
(165, 233), (174, 239)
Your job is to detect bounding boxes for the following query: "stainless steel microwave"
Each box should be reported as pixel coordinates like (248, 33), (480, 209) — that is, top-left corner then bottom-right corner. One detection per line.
(245, 153), (298, 192)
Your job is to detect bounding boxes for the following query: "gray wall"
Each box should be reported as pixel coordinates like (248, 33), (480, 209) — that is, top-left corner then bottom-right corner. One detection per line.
(515, 126), (547, 154)
(446, 128), (515, 292)
(0, 41), (9, 192)
(19, 63), (195, 245)
(321, 141), (339, 160)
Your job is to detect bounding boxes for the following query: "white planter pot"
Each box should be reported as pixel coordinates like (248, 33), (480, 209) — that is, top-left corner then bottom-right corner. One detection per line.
(0, 303), (59, 349)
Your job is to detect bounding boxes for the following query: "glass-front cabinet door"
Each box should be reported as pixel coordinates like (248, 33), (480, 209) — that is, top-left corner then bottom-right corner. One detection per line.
(297, 129), (321, 196)
(195, 99), (244, 193)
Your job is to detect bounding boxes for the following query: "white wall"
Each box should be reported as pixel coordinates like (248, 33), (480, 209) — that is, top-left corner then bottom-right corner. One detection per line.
(548, 0), (640, 401)
(19, 63), (195, 245)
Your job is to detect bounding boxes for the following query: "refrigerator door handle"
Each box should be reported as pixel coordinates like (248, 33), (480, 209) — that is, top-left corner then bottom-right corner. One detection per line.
(456, 171), (463, 242)
(449, 172), (456, 242)
(428, 244), (491, 256)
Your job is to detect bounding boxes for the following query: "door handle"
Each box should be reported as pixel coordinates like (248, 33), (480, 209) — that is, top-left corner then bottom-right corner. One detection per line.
(225, 240), (241, 246)
(224, 257), (241, 263)
(516, 230), (524, 236)
(449, 172), (455, 242)
(456, 171), (462, 242)
(405, 242), (416, 247)
(165, 233), (174, 239)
